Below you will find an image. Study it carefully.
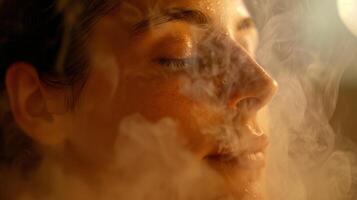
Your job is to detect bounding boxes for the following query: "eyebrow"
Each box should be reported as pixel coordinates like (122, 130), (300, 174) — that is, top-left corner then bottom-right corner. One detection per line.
(132, 8), (211, 34)
(132, 8), (255, 34)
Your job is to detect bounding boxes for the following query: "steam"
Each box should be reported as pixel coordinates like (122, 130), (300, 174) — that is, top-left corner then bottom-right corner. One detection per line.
(5, 115), (232, 200)
(250, 0), (357, 199)
(1, 0), (357, 200)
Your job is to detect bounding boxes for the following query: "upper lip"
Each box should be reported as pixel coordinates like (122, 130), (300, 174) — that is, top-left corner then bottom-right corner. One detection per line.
(203, 123), (269, 162)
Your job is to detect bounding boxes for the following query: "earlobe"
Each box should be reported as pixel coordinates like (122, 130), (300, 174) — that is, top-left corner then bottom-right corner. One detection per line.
(5, 62), (64, 145)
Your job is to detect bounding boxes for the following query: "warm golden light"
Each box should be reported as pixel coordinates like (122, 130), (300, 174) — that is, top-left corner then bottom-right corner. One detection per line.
(338, 0), (357, 37)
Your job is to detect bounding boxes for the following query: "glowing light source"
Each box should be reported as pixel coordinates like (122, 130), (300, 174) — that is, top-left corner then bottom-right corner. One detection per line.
(337, 0), (357, 37)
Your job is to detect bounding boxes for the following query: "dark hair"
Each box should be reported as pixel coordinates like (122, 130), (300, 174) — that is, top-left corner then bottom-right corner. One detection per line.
(0, 0), (118, 173)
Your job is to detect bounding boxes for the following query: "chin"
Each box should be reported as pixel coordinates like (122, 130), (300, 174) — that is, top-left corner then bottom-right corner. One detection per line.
(205, 156), (267, 200)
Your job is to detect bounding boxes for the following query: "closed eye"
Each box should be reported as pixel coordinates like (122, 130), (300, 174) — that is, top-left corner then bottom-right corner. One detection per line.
(156, 58), (197, 72)
(237, 18), (255, 31)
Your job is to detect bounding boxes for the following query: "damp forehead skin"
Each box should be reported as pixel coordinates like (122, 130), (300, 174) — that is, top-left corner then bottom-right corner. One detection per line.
(116, 0), (251, 32)
(112, 0), (258, 56)
(51, 0), (275, 199)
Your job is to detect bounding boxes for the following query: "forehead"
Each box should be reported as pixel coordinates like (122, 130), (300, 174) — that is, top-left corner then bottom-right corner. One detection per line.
(116, 0), (250, 22)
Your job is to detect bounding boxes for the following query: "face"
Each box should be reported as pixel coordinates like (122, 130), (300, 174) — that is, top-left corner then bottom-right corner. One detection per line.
(48, 0), (277, 199)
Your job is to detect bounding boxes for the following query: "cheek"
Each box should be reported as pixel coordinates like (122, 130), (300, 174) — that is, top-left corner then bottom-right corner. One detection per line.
(81, 64), (121, 112)
(119, 76), (194, 121)
(121, 75), (220, 123)
(64, 60), (125, 154)
(120, 75), (226, 153)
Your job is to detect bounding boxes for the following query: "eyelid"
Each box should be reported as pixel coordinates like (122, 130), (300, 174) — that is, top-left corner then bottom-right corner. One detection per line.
(152, 33), (196, 60)
(237, 18), (255, 31)
(156, 57), (197, 72)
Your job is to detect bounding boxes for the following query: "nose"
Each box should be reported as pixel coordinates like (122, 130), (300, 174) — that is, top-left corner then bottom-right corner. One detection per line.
(226, 45), (278, 114)
(199, 34), (278, 115)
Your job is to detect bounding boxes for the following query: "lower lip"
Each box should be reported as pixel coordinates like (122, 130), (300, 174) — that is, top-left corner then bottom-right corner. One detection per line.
(206, 151), (266, 170)
(237, 151), (266, 169)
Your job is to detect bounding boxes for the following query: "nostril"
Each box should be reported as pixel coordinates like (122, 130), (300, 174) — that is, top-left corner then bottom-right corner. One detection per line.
(226, 77), (278, 114)
(232, 97), (261, 113)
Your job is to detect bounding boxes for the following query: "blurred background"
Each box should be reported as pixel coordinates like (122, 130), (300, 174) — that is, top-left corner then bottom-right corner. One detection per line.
(308, 0), (357, 150)
(247, 0), (357, 148)
(246, 0), (357, 198)
(327, 0), (357, 148)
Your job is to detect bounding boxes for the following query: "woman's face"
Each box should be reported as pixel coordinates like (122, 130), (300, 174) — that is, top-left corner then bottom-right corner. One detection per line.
(52, 0), (277, 198)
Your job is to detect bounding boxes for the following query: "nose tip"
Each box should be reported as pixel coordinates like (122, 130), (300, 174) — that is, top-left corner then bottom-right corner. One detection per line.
(229, 77), (278, 113)
(226, 51), (278, 114)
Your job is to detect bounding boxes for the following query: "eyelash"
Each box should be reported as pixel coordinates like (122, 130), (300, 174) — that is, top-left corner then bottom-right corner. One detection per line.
(157, 58), (197, 72)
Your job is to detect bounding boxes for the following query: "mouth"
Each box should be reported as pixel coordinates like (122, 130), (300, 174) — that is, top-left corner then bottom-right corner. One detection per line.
(204, 124), (269, 170)
(205, 141), (268, 170)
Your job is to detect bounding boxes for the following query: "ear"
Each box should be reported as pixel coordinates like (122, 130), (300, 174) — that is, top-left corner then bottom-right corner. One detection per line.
(5, 62), (67, 146)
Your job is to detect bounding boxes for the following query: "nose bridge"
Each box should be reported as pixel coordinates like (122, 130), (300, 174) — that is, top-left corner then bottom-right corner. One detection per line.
(200, 33), (278, 113)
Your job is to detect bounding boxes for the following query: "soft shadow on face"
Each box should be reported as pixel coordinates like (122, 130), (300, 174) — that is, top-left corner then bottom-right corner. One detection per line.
(45, 0), (277, 199)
